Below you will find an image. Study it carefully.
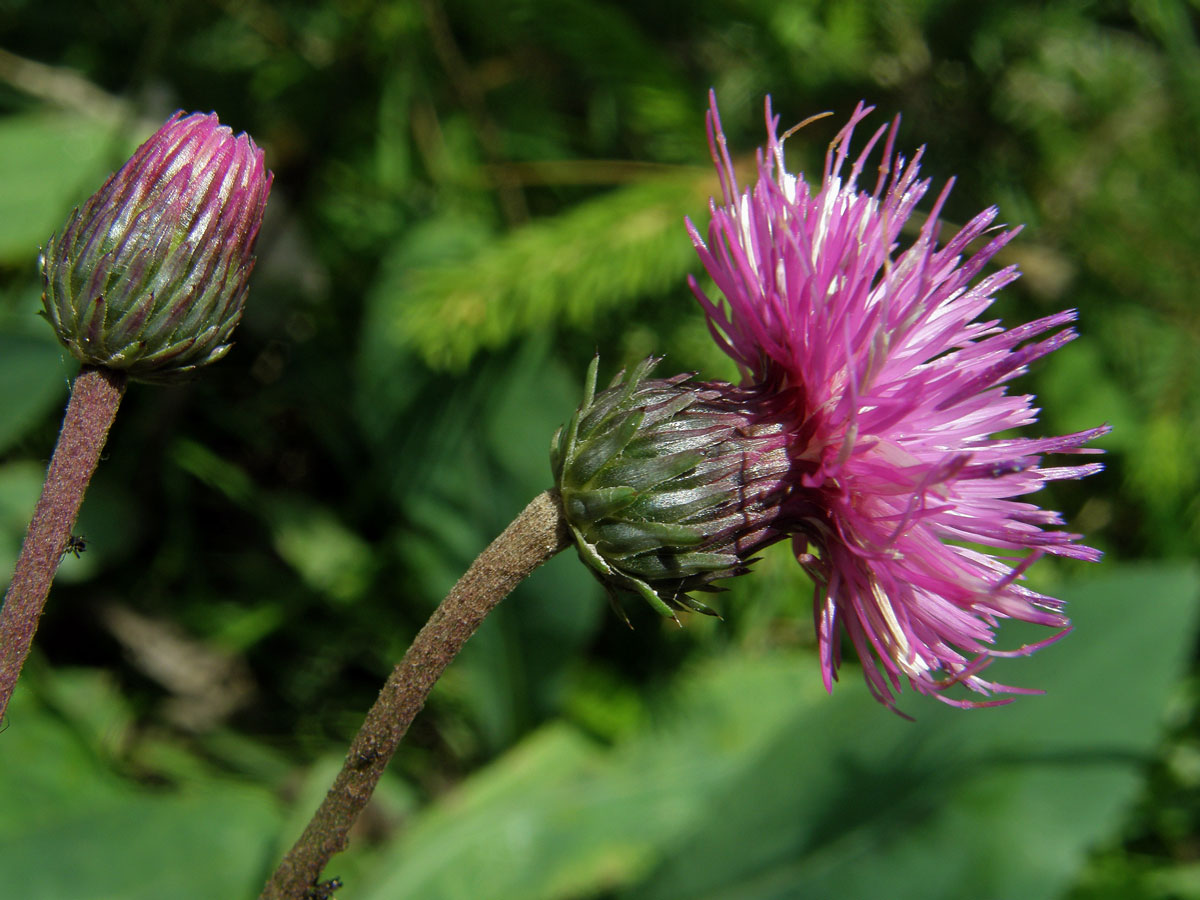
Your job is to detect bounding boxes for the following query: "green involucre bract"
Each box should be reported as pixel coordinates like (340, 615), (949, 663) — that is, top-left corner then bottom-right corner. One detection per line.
(552, 357), (793, 618)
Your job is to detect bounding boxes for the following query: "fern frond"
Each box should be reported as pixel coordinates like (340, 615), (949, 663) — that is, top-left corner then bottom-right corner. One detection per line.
(373, 171), (713, 370)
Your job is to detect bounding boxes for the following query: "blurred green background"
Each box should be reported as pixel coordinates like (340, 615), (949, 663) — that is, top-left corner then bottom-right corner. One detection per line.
(1, 1), (1198, 897)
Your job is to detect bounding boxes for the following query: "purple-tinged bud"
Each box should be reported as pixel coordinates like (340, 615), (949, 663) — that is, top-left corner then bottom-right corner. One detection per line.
(551, 357), (794, 619)
(39, 111), (273, 382)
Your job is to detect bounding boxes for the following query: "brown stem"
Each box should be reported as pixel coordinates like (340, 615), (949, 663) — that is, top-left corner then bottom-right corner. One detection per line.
(0, 365), (127, 722)
(260, 489), (570, 899)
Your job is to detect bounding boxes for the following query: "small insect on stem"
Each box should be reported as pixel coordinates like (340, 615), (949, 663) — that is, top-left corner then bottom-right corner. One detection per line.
(305, 877), (343, 900)
(61, 535), (88, 560)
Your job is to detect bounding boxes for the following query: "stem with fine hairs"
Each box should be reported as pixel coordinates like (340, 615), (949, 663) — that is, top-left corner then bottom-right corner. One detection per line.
(0, 365), (127, 723)
(260, 489), (570, 900)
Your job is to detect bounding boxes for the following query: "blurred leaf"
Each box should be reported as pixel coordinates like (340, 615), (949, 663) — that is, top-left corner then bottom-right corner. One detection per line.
(172, 437), (375, 605)
(515, 0), (693, 159)
(0, 460), (45, 587)
(356, 211), (494, 435)
(0, 672), (282, 900)
(266, 496), (377, 605)
(633, 565), (1200, 900)
(170, 437), (257, 508)
(0, 331), (69, 455)
(391, 340), (604, 752)
(0, 113), (118, 263)
(347, 565), (1198, 899)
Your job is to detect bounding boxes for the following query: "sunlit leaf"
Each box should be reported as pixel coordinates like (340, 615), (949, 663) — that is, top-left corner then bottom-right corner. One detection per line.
(348, 566), (1198, 900)
(0, 673), (283, 900)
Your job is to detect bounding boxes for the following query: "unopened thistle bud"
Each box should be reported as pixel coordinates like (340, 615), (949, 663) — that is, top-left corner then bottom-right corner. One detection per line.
(40, 111), (273, 382)
(551, 357), (794, 618)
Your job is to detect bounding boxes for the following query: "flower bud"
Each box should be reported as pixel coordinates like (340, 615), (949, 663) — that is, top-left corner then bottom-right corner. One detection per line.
(552, 357), (793, 618)
(40, 111), (272, 382)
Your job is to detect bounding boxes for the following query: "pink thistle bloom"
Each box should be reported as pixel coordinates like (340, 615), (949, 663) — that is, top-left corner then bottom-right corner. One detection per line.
(687, 93), (1108, 709)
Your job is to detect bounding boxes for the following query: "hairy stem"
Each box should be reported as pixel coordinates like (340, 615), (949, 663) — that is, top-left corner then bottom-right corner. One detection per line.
(260, 489), (570, 899)
(0, 366), (127, 722)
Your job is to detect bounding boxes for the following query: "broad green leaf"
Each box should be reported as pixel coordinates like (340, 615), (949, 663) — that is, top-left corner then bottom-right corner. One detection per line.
(349, 565), (1198, 900)
(0, 331), (70, 455)
(0, 113), (119, 263)
(630, 565), (1200, 900)
(0, 671), (283, 900)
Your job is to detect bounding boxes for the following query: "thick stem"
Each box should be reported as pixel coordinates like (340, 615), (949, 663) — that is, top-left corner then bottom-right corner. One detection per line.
(260, 489), (570, 900)
(0, 366), (127, 722)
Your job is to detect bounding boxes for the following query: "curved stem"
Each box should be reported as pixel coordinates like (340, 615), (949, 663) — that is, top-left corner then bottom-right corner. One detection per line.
(260, 489), (570, 900)
(0, 366), (127, 723)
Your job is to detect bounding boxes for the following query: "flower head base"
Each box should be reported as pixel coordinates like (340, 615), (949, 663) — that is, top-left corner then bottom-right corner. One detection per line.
(552, 356), (793, 619)
(686, 92), (1108, 709)
(40, 111), (272, 382)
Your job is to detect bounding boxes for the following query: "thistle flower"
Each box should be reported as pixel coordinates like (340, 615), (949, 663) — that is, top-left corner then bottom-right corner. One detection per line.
(40, 111), (272, 382)
(683, 92), (1108, 708)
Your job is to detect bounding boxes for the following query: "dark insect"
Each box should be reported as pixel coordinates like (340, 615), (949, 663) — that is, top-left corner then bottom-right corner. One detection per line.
(63, 534), (88, 559)
(305, 877), (343, 900)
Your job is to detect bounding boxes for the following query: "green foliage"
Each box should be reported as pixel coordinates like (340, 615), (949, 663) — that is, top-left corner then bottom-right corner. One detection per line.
(0, 332), (69, 455)
(0, 0), (1198, 897)
(371, 173), (712, 370)
(7, 567), (1190, 899)
(0, 113), (125, 263)
(0, 671), (283, 900)
(342, 566), (1199, 899)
